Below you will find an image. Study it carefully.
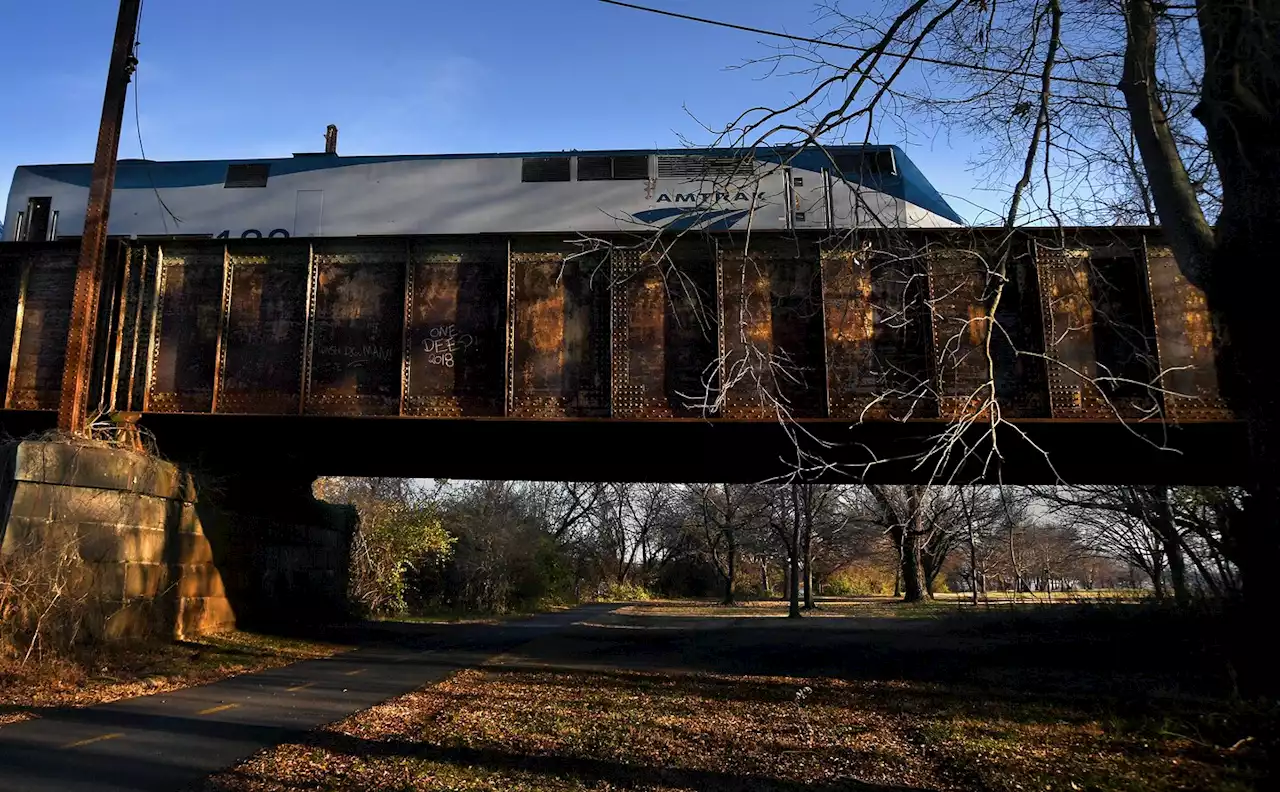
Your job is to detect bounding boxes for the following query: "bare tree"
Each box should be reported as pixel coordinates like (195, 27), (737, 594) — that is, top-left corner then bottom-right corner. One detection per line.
(957, 487), (1009, 603)
(858, 485), (931, 601)
(592, 483), (684, 587)
(685, 484), (769, 605)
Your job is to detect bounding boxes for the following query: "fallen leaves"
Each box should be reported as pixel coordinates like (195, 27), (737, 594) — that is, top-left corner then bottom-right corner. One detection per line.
(202, 609), (1265, 792)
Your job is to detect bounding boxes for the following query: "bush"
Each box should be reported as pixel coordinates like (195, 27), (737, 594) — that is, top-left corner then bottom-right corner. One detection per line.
(598, 581), (652, 602)
(347, 503), (454, 617)
(824, 565), (894, 596)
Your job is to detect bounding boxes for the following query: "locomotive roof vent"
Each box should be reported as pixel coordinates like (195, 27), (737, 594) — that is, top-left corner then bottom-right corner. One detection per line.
(293, 124), (340, 158)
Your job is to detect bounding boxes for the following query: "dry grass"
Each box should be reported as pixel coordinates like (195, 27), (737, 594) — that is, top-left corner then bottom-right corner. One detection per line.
(616, 597), (949, 619)
(0, 630), (347, 727)
(613, 595), (1120, 619)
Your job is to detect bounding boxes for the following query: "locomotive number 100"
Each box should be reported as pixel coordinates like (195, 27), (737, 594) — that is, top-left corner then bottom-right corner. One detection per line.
(216, 228), (291, 239)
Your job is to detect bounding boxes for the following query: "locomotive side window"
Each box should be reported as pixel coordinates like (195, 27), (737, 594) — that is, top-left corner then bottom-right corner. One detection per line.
(521, 157), (571, 182)
(224, 163), (271, 188)
(578, 155), (649, 181)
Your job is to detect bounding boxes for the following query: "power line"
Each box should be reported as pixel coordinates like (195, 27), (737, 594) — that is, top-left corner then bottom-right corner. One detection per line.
(131, 0), (182, 232)
(596, 0), (1193, 95)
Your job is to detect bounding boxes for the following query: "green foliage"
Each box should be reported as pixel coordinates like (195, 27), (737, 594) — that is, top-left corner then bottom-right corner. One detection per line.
(352, 503), (455, 616)
(599, 581), (652, 602)
(319, 478), (456, 617)
(825, 565), (894, 596)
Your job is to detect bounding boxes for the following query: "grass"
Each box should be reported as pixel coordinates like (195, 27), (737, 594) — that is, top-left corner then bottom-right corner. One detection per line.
(613, 593), (1135, 619)
(201, 600), (1272, 792)
(379, 601), (574, 626)
(0, 630), (348, 727)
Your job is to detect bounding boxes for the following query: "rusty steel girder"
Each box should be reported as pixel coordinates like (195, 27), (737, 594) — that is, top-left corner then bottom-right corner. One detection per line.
(57, 0), (142, 433)
(0, 228), (1235, 428)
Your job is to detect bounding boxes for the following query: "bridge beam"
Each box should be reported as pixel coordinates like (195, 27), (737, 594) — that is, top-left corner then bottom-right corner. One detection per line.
(0, 228), (1240, 483)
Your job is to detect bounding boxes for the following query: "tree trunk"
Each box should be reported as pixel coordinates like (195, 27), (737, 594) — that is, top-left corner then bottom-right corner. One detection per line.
(1120, 0), (1215, 286)
(964, 491), (979, 606)
(723, 529), (737, 606)
(761, 559), (770, 596)
(901, 527), (925, 602)
(1196, 0), (1280, 694)
(1149, 557), (1167, 601)
(788, 485), (802, 618)
(892, 525), (903, 598)
(802, 485), (815, 610)
(900, 487), (928, 602)
(1008, 521), (1022, 597)
(1148, 486), (1191, 606)
(1121, 0), (1280, 691)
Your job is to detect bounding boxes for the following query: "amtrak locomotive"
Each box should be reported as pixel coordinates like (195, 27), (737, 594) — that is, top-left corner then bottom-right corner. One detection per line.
(4, 139), (963, 242)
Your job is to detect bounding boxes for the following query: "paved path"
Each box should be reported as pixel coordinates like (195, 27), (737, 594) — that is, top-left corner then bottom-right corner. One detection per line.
(0, 604), (614, 792)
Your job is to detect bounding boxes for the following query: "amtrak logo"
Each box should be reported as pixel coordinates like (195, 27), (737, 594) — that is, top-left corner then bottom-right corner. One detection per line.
(655, 191), (763, 203)
(634, 191), (766, 230)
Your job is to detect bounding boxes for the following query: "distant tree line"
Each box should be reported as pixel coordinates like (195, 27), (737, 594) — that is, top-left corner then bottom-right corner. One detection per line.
(314, 479), (1244, 617)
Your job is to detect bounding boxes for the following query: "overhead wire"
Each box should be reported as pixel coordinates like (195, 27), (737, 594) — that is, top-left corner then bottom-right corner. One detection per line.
(132, 0), (183, 232)
(595, 0), (1198, 96)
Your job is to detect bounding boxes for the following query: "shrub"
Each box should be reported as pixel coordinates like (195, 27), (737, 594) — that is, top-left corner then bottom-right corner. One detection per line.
(824, 565), (894, 596)
(347, 502), (454, 617)
(598, 581), (652, 602)
(0, 531), (93, 662)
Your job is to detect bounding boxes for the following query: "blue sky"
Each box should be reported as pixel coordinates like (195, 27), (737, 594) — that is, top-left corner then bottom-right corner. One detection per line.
(1, 0), (997, 222)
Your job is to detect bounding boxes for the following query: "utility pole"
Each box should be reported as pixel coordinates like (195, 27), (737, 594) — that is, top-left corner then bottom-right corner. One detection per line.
(57, 0), (141, 433)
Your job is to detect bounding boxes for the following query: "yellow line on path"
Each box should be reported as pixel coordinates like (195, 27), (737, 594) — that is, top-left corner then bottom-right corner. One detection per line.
(343, 668), (366, 676)
(63, 733), (123, 749)
(286, 681), (316, 692)
(197, 703), (239, 716)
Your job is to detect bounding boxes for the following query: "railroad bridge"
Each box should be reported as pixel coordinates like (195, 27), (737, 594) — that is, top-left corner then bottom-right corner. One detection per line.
(0, 227), (1244, 484)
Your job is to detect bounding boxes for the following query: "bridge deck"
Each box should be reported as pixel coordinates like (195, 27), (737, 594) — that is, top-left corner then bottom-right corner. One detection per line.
(0, 228), (1239, 482)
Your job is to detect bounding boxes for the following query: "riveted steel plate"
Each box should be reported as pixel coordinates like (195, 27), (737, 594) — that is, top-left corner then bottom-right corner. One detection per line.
(4, 248), (77, 410)
(927, 246), (1046, 419)
(767, 244), (825, 418)
(611, 242), (719, 418)
(1036, 244), (1159, 421)
(718, 247), (775, 418)
(404, 240), (506, 417)
(1146, 246), (1231, 421)
(1036, 245), (1095, 417)
(306, 241), (406, 416)
(218, 242), (310, 414)
(125, 245), (162, 413)
(928, 248), (991, 417)
(0, 247), (28, 404)
(509, 243), (610, 418)
(823, 244), (932, 420)
(147, 244), (224, 413)
(1089, 247), (1161, 419)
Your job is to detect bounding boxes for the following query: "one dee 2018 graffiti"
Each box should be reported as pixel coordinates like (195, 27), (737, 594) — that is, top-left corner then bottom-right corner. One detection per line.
(423, 324), (475, 368)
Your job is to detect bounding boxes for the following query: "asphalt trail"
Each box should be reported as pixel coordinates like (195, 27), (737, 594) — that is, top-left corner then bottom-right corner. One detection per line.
(0, 604), (615, 792)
